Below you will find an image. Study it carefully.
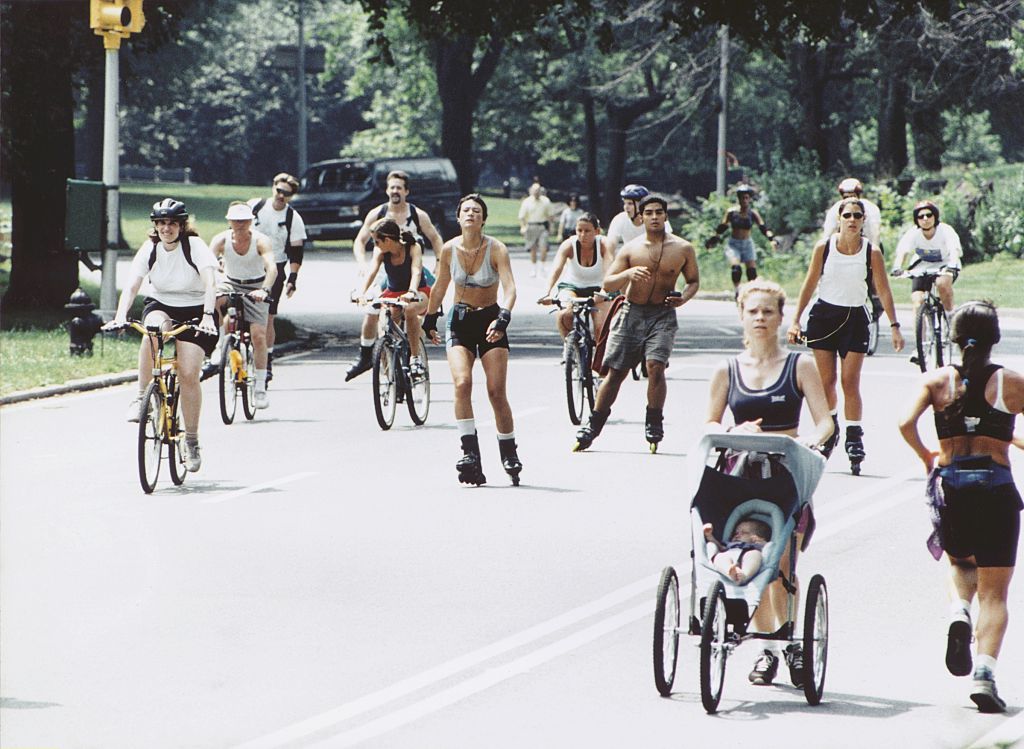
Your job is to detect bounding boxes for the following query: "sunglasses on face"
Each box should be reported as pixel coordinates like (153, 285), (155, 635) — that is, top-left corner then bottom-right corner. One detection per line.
(841, 212), (864, 219)
(275, 187), (294, 197)
(916, 211), (934, 219)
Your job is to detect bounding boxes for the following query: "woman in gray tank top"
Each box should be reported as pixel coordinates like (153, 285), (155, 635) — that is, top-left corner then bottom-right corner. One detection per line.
(424, 194), (522, 487)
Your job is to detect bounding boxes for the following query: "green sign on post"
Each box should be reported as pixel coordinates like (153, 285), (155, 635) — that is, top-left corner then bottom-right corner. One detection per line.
(65, 179), (105, 253)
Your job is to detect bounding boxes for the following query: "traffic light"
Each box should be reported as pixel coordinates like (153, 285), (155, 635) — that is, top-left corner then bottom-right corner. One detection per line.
(89, 0), (145, 49)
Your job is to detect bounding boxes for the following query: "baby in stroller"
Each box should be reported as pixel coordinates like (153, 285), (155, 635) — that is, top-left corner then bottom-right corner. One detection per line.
(704, 519), (772, 583)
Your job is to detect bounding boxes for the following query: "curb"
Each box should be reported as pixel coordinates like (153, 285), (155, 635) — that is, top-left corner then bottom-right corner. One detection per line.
(0, 338), (314, 407)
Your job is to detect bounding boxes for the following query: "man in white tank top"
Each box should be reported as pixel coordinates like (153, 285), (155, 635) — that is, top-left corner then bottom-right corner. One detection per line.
(209, 202), (277, 408)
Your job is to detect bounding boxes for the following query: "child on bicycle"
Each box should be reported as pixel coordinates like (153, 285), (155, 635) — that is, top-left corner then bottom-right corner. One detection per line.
(704, 519), (772, 584)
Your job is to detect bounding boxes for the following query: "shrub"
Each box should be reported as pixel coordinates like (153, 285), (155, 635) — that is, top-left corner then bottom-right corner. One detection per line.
(755, 150), (834, 235)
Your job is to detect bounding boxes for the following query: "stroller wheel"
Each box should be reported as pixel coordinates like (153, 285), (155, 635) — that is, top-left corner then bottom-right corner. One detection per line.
(653, 567), (680, 696)
(802, 574), (829, 705)
(700, 580), (729, 713)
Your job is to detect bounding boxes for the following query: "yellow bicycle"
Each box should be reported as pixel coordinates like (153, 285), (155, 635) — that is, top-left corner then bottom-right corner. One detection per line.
(116, 320), (195, 493)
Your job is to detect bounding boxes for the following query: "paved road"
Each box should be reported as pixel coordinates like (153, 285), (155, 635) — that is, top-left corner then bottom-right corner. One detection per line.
(3, 250), (1024, 748)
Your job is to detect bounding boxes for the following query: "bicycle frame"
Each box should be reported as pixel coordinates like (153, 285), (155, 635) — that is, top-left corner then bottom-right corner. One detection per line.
(128, 320), (191, 441)
(373, 298), (413, 390)
(899, 268), (952, 372)
(222, 292), (252, 384)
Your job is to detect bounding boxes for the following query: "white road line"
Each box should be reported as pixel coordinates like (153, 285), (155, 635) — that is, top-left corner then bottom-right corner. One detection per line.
(231, 575), (658, 749)
(311, 601), (658, 749)
(966, 710), (1024, 749)
(201, 472), (317, 504)
(238, 466), (929, 748)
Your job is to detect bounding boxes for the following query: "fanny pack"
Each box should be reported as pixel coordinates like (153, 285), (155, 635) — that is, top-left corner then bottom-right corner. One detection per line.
(938, 456), (1013, 490)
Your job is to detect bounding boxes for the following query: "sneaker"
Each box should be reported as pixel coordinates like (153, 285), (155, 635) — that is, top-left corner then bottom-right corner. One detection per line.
(254, 390), (269, 410)
(970, 668), (1007, 713)
(183, 440), (202, 472)
(748, 649), (778, 686)
(946, 617), (973, 677)
(126, 395), (143, 423)
(409, 356), (425, 379)
(784, 642), (804, 688)
(200, 360), (219, 382)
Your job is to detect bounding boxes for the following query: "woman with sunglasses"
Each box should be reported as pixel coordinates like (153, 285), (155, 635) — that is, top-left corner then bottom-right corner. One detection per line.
(891, 199), (962, 318)
(787, 197), (904, 473)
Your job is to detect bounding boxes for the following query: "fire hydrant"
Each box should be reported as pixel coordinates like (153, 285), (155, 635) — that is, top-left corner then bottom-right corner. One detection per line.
(65, 288), (103, 356)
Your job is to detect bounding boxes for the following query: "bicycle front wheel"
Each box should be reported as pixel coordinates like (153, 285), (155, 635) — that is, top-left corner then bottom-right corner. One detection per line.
(579, 336), (596, 415)
(218, 340), (238, 424)
(915, 305), (937, 373)
(406, 336), (430, 425)
(372, 338), (397, 430)
(564, 334), (585, 425)
(167, 378), (187, 486)
(935, 308), (952, 369)
(138, 381), (163, 494)
(241, 340), (257, 420)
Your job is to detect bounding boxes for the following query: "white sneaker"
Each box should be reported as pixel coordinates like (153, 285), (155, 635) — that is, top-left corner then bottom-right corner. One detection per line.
(126, 395), (143, 423)
(530, 266), (537, 278)
(183, 440), (202, 472)
(254, 390), (269, 409)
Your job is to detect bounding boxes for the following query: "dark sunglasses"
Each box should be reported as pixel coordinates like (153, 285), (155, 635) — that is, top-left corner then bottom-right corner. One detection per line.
(916, 211), (934, 219)
(841, 212), (864, 219)
(275, 187), (294, 197)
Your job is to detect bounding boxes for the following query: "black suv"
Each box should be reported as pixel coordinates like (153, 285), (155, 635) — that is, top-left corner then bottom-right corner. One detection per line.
(292, 157), (461, 241)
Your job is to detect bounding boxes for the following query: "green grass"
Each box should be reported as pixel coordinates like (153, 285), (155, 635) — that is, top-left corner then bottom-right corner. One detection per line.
(0, 326), (138, 396)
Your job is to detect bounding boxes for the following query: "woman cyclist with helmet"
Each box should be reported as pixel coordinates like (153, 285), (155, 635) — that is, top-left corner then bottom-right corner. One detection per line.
(898, 301), (1023, 713)
(705, 184), (778, 298)
(891, 199), (962, 318)
(106, 198), (219, 472)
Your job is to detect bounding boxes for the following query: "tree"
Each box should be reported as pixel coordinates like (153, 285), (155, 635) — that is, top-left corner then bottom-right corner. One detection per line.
(1, 2), (79, 313)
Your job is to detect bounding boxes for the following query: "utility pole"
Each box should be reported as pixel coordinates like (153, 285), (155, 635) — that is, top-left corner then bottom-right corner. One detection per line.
(716, 25), (729, 198)
(297, 0), (308, 175)
(89, 0), (145, 314)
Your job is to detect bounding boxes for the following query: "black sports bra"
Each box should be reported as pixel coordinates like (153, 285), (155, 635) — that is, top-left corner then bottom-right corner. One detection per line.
(729, 210), (753, 231)
(727, 352), (804, 432)
(934, 364), (1015, 442)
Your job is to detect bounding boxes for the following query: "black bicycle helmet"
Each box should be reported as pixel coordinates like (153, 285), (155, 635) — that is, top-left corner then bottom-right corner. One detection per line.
(619, 184), (650, 200)
(912, 199), (940, 225)
(150, 198), (189, 221)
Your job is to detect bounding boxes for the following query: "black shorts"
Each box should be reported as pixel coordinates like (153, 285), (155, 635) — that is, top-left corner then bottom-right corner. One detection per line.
(911, 269), (958, 294)
(269, 261), (287, 315)
(941, 481), (1022, 567)
(142, 298), (219, 356)
(445, 303), (510, 358)
(806, 299), (869, 357)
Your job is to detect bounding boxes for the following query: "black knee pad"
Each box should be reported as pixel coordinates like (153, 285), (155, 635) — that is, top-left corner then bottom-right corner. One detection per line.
(731, 266), (742, 285)
(746, 266), (758, 281)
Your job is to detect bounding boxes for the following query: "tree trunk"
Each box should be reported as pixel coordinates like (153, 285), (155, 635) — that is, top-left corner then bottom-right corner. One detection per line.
(1, 4), (79, 314)
(602, 94), (664, 222)
(788, 43), (828, 172)
(909, 106), (945, 172)
(875, 75), (909, 177)
(582, 93), (600, 215)
(433, 34), (504, 196)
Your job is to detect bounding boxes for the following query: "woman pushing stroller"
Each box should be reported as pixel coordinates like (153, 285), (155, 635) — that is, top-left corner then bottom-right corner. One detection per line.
(705, 278), (834, 686)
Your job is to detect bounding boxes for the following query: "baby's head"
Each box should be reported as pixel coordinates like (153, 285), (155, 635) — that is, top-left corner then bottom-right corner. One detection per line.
(732, 519), (771, 544)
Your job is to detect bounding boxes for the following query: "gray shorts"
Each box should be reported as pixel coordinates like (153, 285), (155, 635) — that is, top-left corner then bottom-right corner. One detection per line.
(217, 280), (269, 327)
(602, 301), (678, 370)
(725, 238), (756, 264)
(524, 223), (548, 251)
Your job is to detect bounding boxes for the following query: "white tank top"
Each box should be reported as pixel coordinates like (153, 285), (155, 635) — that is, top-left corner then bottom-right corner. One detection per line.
(818, 235), (870, 306)
(559, 238), (606, 288)
(223, 230), (267, 282)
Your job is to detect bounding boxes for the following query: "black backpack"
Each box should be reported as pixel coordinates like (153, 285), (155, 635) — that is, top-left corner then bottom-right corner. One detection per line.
(251, 198), (294, 248)
(148, 234), (198, 274)
(365, 203), (428, 254)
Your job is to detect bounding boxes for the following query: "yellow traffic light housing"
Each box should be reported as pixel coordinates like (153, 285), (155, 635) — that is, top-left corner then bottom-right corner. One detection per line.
(90, 0), (145, 49)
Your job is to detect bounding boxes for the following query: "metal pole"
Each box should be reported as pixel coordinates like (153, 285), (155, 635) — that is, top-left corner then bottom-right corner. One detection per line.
(297, 0), (308, 175)
(100, 47), (120, 315)
(716, 25), (729, 197)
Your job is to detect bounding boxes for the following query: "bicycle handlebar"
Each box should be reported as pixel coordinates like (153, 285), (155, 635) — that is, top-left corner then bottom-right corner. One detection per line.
(103, 318), (201, 338)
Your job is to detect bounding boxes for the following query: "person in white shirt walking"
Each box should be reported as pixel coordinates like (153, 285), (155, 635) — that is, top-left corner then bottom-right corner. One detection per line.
(518, 182), (552, 277)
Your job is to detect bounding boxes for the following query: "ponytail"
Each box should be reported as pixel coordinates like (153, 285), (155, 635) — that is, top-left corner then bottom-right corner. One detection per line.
(400, 229), (417, 247)
(951, 300), (1000, 385)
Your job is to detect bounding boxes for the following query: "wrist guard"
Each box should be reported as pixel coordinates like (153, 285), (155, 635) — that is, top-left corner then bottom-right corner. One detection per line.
(287, 272), (298, 286)
(492, 308), (512, 333)
(423, 312), (440, 334)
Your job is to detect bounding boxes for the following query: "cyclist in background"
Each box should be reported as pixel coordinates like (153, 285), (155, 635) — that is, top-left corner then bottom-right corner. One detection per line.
(209, 202), (277, 409)
(606, 184), (672, 252)
(106, 199), (218, 471)
(538, 212), (615, 356)
(347, 170), (445, 381)
(705, 184), (778, 298)
(250, 173), (307, 385)
(354, 218), (431, 375)
(891, 199), (962, 317)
